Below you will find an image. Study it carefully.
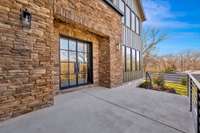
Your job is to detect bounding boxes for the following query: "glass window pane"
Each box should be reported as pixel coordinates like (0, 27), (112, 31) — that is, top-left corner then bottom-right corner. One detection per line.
(60, 38), (68, 50)
(69, 62), (75, 74)
(79, 63), (87, 74)
(132, 31), (135, 47)
(122, 26), (126, 44)
(78, 52), (84, 63)
(126, 6), (130, 28)
(119, 0), (125, 13)
(113, 0), (119, 7)
(61, 74), (69, 88)
(136, 17), (140, 34)
(132, 49), (136, 71)
(136, 50), (140, 70)
(122, 46), (125, 71)
(126, 47), (131, 71)
(78, 42), (87, 52)
(60, 50), (68, 62)
(69, 74), (76, 86)
(127, 0), (132, 8)
(69, 39), (76, 51)
(78, 53), (87, 63)
(78, 74), (87, 84)
(61, 63), (69, 74)
(69, 51), (76, 62)
(126, 27), (131, 46)
(119, 0), (125, 23)
(131, 12), (135, 31)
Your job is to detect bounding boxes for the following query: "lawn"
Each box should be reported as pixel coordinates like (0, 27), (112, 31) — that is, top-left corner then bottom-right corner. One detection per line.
(165, 81), (187, 96)
(139, 80), (187, 96)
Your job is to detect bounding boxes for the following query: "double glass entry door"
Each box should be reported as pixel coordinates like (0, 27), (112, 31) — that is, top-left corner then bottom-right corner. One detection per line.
(60, 37), (92, 89)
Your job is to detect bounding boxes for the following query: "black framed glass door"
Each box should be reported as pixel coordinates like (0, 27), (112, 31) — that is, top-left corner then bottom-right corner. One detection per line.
(60, 37), (93, 89)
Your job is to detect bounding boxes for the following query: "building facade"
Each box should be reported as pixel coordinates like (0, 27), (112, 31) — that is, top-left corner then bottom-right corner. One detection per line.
(0, 0), (145, 120)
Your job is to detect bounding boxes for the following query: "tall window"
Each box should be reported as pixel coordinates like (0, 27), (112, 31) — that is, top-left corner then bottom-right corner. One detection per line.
(122, 26), (126, 44)
(120, 1), (142, 73)
(132, 49), (136, 71)
(136, 50), (140, 70)
(119, 0), (125, 12)
(119, 0), (125, 24)
(122, 46), (125, 71)
(126, 27), (131, 46)
(126, 47), (131, 71)
(136, 17), (140, 34)
(122, 45), (141, 72)
(126, 6), (131, 28)
(131, 12), (136, 31)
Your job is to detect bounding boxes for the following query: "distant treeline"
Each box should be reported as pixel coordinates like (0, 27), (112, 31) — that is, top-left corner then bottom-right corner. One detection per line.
(145, 50), (200, 73)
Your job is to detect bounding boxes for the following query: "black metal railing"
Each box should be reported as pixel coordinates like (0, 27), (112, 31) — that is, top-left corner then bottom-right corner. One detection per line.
(188, 73), (200, 133)
(146, 72), (153, 89)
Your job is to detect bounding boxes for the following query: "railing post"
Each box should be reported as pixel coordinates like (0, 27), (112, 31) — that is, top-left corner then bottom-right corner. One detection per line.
(146, 72), (152, 89)
(146, 72), (149, 89)
(197, 89), (200, 133)
(187, 75), (190, 97)
(149, 73), (152, 89)
(189, 77), (192, 112)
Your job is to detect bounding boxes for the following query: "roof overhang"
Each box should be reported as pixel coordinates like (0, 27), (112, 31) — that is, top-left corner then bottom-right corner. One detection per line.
(136, 0), (146, 21)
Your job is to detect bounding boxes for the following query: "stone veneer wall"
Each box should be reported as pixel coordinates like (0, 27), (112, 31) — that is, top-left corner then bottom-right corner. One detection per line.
(0, 0), (54, 120)
(0, 0), (123, 120)
(54, 0), (123, 88)
(53, 21), (101, 93)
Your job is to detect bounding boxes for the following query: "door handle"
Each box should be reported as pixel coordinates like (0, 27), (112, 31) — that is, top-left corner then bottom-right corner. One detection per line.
(74, 63), (79, 73)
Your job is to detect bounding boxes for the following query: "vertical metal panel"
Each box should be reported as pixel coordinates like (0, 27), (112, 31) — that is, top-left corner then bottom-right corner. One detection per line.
(123, 71), (143, 82)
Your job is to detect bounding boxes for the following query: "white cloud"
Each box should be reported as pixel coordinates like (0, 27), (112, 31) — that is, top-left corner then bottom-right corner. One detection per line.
(142, 0), (200, 29)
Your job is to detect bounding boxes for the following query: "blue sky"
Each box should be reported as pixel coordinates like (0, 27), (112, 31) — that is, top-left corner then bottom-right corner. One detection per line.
(142, 0), (200, 55)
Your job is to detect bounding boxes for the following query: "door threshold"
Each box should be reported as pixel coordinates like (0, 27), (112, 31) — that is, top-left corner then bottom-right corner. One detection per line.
(58, 84), (96, 94)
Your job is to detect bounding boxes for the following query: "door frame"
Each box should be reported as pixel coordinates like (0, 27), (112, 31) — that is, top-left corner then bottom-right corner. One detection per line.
(59, 35), (93, 90)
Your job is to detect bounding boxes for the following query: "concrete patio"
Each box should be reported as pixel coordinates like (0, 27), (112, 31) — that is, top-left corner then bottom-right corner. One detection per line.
(0, 81), (195, 133)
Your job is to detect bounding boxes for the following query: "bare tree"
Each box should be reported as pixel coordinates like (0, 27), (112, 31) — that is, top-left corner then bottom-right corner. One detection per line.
(142, 27), (168, 72)
(146, 50), (200, 73)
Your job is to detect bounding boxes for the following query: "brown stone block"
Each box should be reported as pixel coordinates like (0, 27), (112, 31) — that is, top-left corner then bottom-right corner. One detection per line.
(0, 22), (11, 29)
(0, 100), (20, 109)
(32, 68), (46, 74)
(0, 96), (7, 103)
(12, 107), (32, 118)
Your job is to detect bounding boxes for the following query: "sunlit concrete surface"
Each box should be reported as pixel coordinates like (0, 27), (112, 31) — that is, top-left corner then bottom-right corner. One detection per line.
(0, 81), (195, 133)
